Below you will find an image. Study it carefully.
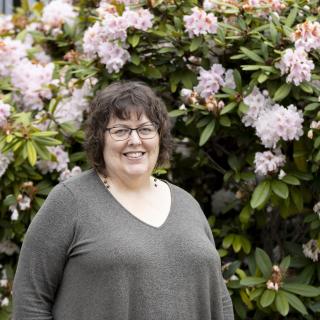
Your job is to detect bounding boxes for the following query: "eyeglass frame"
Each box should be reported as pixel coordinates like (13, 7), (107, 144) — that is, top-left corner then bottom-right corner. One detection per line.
(105, 122), (159, 141)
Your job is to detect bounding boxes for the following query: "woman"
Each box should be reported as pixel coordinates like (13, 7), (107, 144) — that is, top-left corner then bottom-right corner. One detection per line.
(12, 81), (234, 320)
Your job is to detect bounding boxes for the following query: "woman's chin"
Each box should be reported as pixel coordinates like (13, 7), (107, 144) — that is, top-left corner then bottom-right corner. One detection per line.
(124, 165), (150, 177)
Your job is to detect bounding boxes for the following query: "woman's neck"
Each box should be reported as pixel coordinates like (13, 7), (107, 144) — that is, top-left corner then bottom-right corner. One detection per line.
(99, 171), (154, 193)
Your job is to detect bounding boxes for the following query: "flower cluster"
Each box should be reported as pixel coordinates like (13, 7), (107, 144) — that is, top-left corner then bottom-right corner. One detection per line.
(41, 0), (77, 35)
(242, 87), (272, 127)
(0, 152), (12, 178)
(0, 101), (11, 128)
(194, 64), (236, 99)
(203, 0), (240, 11)
(243, 0), (285, 17)
(0, 15), (14, 34)
(9, 194), (32, 221)
(292, 21), (320, 52)
(83, 5), (154, 73)
(276, 47), (314, 85)
(0, 37), (28, 77)
(313, 201), (320, 218)
(254, 149), (286, 176)
(183, 7), (218, 38)
(55, 78), (97, 128)
(255, 104), (304, 148)
(59, 166), (82, 182)
(266, 265), (282, 291)
(11, 60), (55, 111)
(242, 87), (304, 148)
(302, 239), (320, 262)
(36, 146), (70, 174)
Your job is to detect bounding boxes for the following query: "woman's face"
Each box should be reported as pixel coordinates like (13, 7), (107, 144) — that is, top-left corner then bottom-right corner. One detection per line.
(103, 113), (160, 180)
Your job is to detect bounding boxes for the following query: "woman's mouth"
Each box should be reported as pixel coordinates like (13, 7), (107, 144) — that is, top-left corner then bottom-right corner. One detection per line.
(123, 152), (146, 159)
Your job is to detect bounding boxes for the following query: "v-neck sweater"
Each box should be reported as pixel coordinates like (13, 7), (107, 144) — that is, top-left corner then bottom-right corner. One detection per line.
(12, 169), (234, 320)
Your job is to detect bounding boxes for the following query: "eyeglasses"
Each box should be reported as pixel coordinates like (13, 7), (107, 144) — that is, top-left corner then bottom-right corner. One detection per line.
(105, 123), (158, 141)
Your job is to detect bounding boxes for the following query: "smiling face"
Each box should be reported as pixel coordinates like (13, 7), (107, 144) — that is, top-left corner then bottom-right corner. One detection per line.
(103, 113), (160, 181)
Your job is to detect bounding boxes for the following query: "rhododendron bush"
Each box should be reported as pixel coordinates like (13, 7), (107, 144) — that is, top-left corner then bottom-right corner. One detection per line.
(0, 0), (320, 318)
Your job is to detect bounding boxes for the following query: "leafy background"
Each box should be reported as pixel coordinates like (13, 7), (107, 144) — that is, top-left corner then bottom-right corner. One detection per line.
(0, 0), (319, 319)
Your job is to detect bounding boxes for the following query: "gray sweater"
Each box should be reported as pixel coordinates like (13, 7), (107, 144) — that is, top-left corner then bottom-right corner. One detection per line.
(12, 169), (234, 320)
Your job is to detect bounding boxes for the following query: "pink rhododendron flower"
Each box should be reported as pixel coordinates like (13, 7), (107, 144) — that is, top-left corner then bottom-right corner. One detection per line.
(37, 146), (70, 174)
(302, 240), (320, 262)
(255, 104), (304, 148)
(254, 149), (286, 176)
(242, 86), (272, 127)
(0, 152), (12, 178)
(41, 0), (77, 34)
(293, 21), (320, 52)
(0, 15), (14, 34)
(0, 38), (28, 77)
(59, 166), (82, 182)
(243, 0), (285, 17)
(55, 78), (97, 128)
(183, 7), (218, 38)
(11, 60), (54, 111)
(275, 47), (314, 85)
(0, 101), (11, 128)
(194, 64), (235, 98)
(97, 42), (130, 73)
(123, 8), (154, 31)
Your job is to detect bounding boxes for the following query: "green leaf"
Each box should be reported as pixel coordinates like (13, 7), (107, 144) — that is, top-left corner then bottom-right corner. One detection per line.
(260, 289), (276, 307)
(233, 69), (242, 91)
(269, 22), (278, 44)
(300, 82), (313, 94)
(232, 235), (242, 253)
(283, 291), (308, 315)
(240, 277), (266, 286)
(250, 287), (264, 300)
(273, 83), (291, 102)
(290, 187), (303, 211)
(282, 175), (300, 185)
(240, 47), (265, 63)
(282, 283), (320, 297)
(3, 194), (16, 206)
(168, 109), (186, 117)
(239, 204), (252, 226)
(271, 180), (289, 199)
(27, 140), (37, 166)
(130, 53), (140, 66)
(250, 180), (271, 209)
(145, 66), (162, 79)
(285, 7), (298, 27)
(279, 256), (291, 271)
(219, 116), (231, 127)
(222, 234), (234, 249)
(220, 102), (237, 115)
(31, 131), (58, 137)
(128, 34), (140, 47)
(190, 37), (202, 52)
(240, 235), (251, 254)
(275, 290), (289, 316)
(199, 120), (215, 146)
(255, 248), (272, 279)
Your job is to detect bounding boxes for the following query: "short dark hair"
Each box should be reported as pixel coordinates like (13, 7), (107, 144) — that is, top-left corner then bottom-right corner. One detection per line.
(84, 80), (173, 175)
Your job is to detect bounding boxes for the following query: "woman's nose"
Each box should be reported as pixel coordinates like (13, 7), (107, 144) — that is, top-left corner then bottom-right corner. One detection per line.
(128, 129), (142, 144)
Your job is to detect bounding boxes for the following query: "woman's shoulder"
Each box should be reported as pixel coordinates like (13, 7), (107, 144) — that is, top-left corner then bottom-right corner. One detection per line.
(164, 181), (200, 207)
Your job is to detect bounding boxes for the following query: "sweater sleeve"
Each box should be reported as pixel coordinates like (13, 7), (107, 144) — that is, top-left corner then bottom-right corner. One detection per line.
(207, 229), (234, 320)
(12, 183), (77, 320)
(195, 203), (234, 320)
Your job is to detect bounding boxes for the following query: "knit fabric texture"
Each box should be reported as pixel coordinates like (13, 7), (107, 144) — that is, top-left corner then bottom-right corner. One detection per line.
(12, 169), (234, 320)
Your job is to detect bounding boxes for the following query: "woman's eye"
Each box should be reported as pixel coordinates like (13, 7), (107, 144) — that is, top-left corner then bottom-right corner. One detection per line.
(114, 129), (128, 136)
(140, 128), (152, 133)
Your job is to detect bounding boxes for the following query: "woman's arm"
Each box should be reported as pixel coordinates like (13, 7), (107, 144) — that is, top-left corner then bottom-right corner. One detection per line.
(12, 183), (77, 320)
